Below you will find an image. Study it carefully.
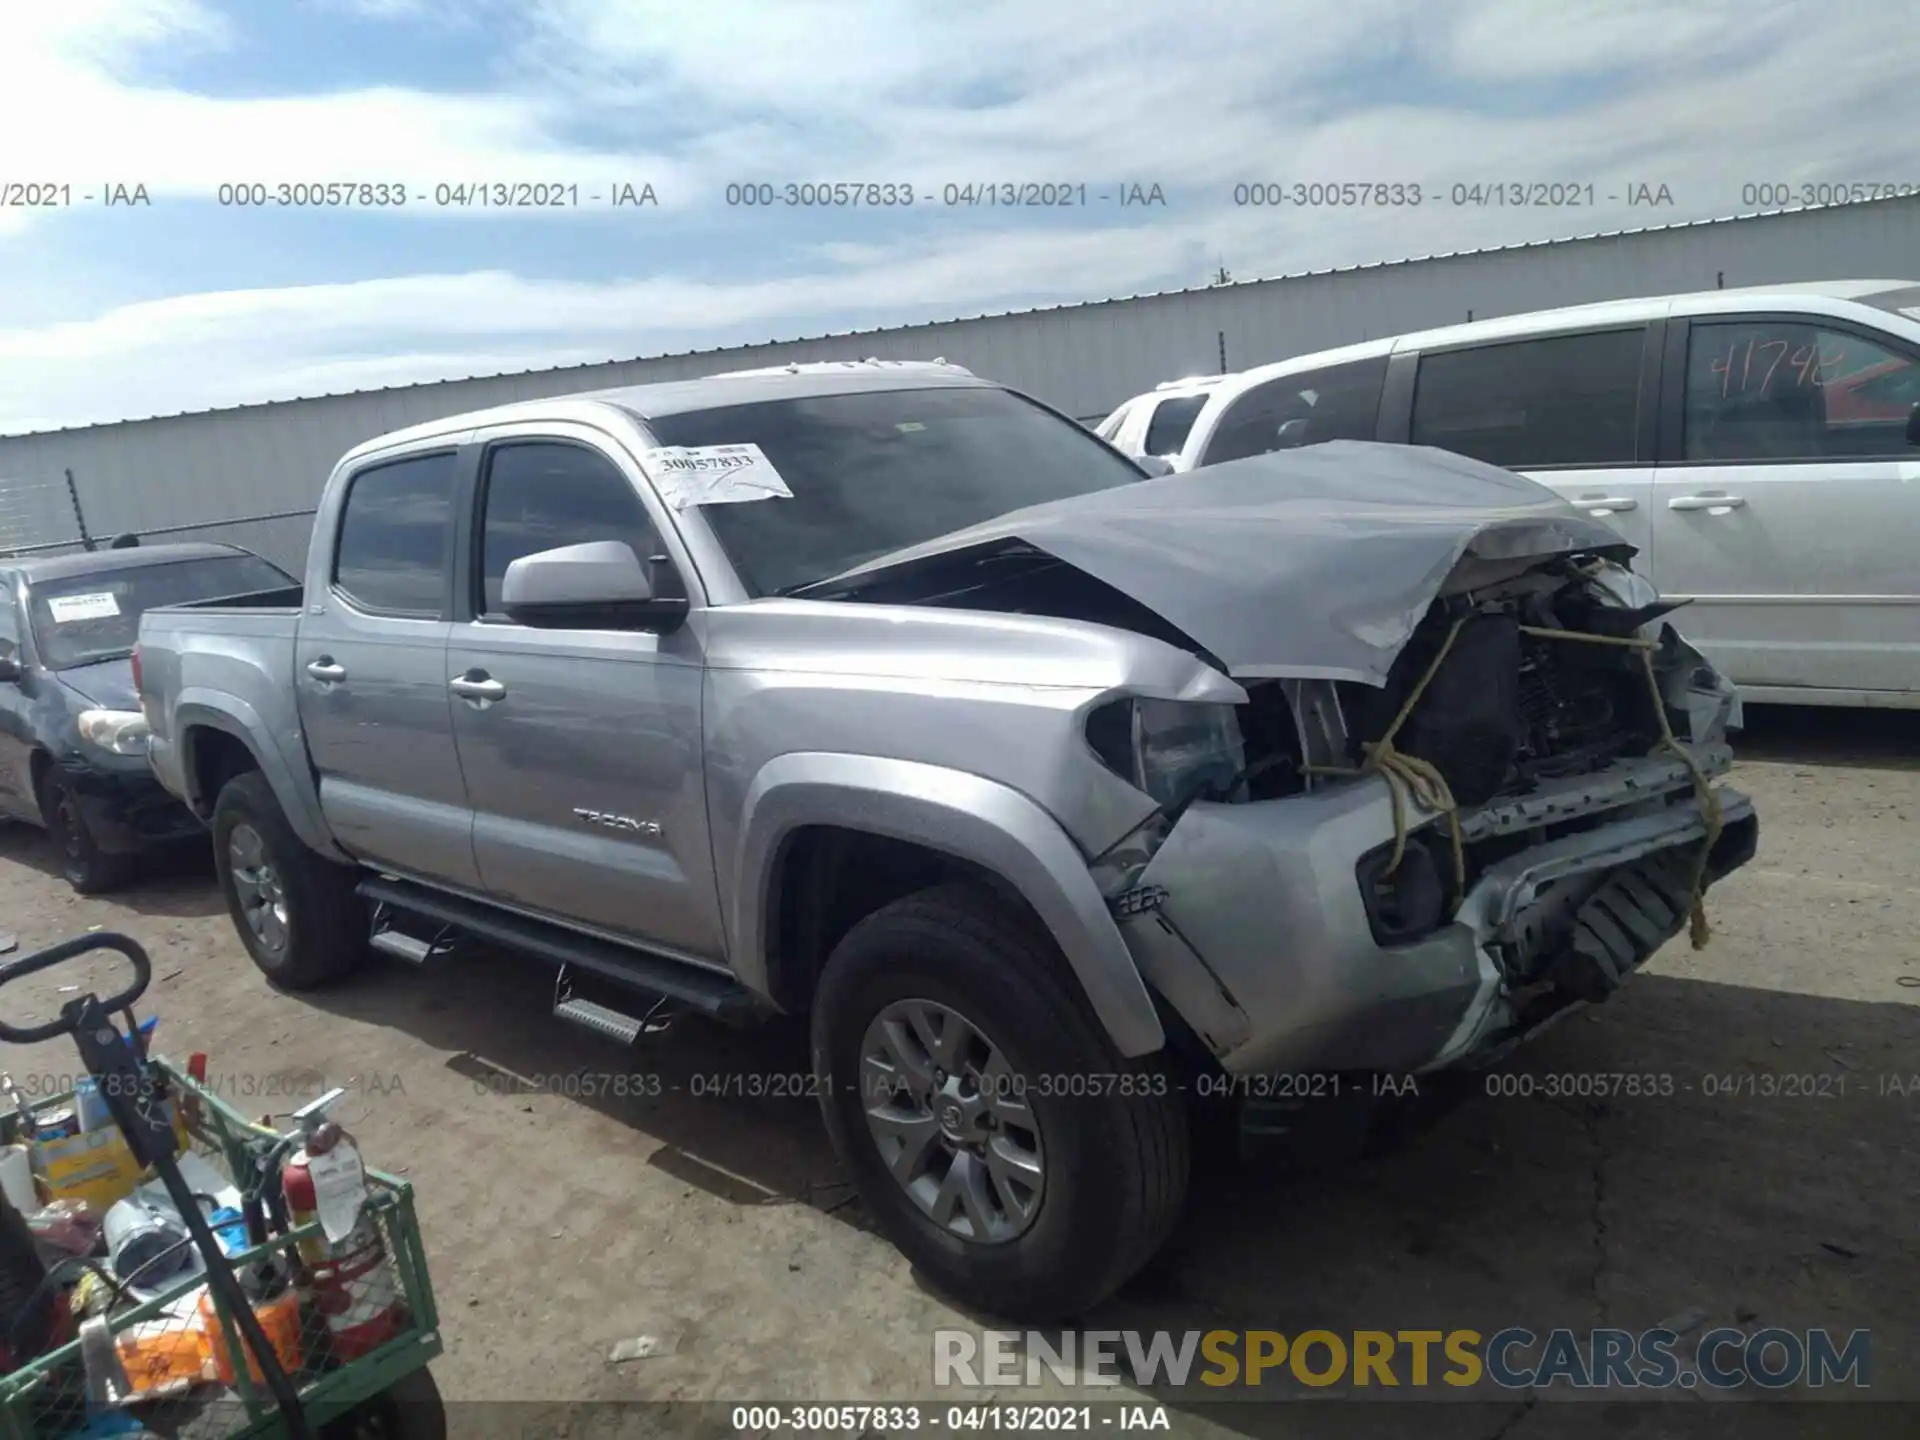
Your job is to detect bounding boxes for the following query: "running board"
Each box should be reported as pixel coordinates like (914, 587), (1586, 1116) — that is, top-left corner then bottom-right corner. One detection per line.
(355, 876), (760, 1024)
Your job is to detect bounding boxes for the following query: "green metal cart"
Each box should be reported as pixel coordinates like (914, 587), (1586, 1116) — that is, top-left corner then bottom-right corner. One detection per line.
(0, 933), (444, 1440)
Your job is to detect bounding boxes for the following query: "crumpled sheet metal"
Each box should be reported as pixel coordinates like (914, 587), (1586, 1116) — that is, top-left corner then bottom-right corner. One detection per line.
(833, 440), (1634, 686)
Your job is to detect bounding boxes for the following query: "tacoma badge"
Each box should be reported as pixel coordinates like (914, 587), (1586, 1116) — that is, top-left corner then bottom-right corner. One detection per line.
(572, 808), (663, 838)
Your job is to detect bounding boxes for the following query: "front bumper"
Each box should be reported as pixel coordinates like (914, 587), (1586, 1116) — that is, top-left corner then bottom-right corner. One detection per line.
(58, 755), (204, 854)
(1114, 744), (1756, 1078)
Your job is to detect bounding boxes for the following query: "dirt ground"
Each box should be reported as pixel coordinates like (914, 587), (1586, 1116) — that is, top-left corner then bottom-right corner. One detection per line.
(0, 706), (1914, 1439)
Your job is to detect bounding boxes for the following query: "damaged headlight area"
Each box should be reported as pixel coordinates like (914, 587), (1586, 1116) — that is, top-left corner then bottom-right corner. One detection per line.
(1083, 696), (1247, 902)
(1084, 696), (1246, 812)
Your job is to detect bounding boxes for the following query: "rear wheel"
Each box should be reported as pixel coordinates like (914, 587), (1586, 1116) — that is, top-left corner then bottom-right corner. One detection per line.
(812, 882), (1189, 1319)
(36, 771), (131, 896)
(212, 771), (367, 990)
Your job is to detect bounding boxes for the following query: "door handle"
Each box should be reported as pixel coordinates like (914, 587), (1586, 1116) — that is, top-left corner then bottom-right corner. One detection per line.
(305, 659), (346, 683)
(1577, 495), (1639, 514)
(1668, 494), (1747, 512)
(449, 675), (506, 704)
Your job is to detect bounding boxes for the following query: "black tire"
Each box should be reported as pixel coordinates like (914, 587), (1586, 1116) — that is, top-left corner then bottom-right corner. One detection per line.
(36, 770), (132, 896)
(812, 881), (1189, 1320)
(211, 770), (368, 990)
(323, 1366), (446, 1440)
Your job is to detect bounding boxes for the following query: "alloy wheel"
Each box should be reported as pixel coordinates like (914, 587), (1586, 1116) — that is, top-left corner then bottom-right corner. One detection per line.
(858, 998), (1045, 1243)
(228, 823), (289, 957)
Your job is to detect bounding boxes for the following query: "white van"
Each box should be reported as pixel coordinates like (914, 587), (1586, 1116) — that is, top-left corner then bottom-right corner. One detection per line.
(1172, 280), (1920, 709)
(1095, 374), (1229, 468)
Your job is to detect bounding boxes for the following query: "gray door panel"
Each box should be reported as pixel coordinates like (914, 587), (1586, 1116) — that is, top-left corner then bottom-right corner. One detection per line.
(448, 625), (721, 958)
(296, 448), (479, 886)
(297, 613), (479, 885)
(448, 433), (723, 961)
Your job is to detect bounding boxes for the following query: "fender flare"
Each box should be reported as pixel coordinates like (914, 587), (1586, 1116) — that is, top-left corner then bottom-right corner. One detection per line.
(173, 691), (349, 862)
(731, 752), (1166, 1058)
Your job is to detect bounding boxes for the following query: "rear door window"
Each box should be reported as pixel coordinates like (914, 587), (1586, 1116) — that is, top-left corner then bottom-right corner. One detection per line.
(1410, 329), (1645, 468)
(332, 452), (458, 615)
(1201, 357), (1388, 466)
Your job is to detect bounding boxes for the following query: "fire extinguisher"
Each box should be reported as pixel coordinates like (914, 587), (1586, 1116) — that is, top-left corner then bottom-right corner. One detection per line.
(279, 1098), (405, 1362)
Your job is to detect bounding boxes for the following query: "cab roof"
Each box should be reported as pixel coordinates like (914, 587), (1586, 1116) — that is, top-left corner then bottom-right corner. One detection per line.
(339, 362), (992, 465)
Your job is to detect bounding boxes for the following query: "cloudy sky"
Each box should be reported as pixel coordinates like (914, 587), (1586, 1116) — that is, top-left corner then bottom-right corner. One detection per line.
(0, 0), (1910, 434)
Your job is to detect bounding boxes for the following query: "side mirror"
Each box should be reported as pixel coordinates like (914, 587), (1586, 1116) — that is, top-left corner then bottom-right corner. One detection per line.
(1906, 401), (1920, 447)
(500, 541), (689, 632)
(0, 650), (18, 683)
(1136, 454), (1176, 477)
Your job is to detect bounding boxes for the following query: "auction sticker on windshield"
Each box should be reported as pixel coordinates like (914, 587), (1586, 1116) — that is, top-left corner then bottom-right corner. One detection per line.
(46, 592), (121, 623)
(639, 443), (793, 510)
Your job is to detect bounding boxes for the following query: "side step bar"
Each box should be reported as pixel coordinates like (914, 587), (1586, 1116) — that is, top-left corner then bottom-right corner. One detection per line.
(369, 929), (436, 965)
(355, 875), (761, 1025)
(553, 996), (650, 1045)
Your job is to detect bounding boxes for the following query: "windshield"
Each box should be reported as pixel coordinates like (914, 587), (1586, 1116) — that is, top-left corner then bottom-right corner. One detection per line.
(644, 385), (1149, 596)
(28, 554), (292, 670)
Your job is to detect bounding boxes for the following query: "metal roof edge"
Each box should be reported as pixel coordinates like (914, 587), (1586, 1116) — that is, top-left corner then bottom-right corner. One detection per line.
(6, 192), (1919, 440)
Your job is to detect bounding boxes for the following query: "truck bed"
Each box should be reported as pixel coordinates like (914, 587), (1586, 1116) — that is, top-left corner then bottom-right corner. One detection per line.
(138, 597), (309, 820)
(164, 582), (305, 612)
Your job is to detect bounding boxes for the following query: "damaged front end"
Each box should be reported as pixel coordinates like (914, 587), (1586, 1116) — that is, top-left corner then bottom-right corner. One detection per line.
(1085, 552), (1757, 1078)
(807, 443), (1759, 1078)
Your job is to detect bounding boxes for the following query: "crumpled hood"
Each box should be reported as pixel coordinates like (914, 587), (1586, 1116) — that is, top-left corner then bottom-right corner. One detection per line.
(823, 441), (1633, 686)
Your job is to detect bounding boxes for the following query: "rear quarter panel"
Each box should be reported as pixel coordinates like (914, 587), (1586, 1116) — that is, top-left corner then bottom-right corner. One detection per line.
(138, 607), (343, 858)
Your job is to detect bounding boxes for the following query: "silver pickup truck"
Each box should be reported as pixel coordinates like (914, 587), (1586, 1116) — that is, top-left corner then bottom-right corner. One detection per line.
(136, 360), (1757, 1318)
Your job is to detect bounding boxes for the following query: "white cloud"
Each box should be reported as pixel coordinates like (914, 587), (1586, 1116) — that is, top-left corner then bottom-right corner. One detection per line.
(1439, 0), (1791, 78)
(1, 0), (1918, 432)
(0, 0), (692, 209)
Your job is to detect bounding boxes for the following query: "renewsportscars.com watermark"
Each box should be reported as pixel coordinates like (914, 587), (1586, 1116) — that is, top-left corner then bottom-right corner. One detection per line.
(934, 1327), (1872, 1393)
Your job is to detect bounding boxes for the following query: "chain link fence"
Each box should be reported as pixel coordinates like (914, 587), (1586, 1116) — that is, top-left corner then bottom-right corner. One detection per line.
(0, 470), (313, 571)
(0, 471), (89, 558)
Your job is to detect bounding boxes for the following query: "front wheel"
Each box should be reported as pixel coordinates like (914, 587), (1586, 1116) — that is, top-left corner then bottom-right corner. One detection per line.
(812, 882), (1190, 1319)
(37, 771), (131, 896)
(211, 771), (368, 990)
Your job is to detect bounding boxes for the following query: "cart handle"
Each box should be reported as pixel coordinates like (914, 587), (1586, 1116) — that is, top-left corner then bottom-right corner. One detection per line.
(0, 932), (151, 1043)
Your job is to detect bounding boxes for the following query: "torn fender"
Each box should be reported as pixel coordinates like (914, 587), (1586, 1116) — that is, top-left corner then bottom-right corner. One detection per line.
(820, 441), (1633, 686)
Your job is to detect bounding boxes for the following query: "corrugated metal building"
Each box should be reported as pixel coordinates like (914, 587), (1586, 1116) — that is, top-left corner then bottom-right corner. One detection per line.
(4, 195), (1919, 570)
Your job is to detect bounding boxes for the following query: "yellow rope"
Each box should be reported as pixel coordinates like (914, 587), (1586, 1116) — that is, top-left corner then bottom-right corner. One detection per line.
(1304, 614), (1473, 902)
(1304, 613), (1726, 950)
(1519, 625), (1724, 949)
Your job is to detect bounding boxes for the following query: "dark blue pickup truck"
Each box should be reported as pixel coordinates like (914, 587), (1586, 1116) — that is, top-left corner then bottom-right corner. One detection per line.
(0, 541), (295, 893)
